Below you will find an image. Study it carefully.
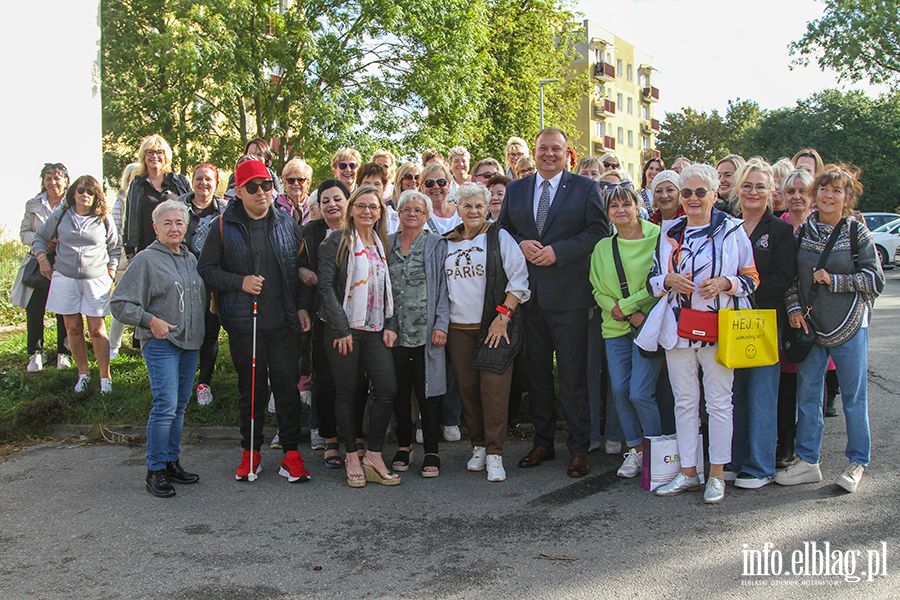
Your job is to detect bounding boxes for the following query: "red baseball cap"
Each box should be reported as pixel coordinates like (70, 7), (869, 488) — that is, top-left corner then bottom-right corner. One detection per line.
(235, 160), (271, 187)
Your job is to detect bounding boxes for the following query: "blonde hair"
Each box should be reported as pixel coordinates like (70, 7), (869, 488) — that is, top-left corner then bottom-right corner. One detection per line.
(135, 134), (173, 176)
(336, 185), (389, 266)
(331, 148), (362, 170)
(771, 158), (795, 192)
(392, 162), (421, 205)
(731, 158), (774, 209)
(282, 157), (312, 180)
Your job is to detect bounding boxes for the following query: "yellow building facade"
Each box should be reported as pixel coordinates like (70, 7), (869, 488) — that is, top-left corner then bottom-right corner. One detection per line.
(572, 20), (660, 182)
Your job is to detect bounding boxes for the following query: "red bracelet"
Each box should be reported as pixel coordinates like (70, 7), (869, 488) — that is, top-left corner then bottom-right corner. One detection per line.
(496, 305), (513, 318)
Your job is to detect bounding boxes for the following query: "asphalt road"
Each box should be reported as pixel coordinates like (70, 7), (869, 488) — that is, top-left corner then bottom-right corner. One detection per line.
(2, 273), (899, 600)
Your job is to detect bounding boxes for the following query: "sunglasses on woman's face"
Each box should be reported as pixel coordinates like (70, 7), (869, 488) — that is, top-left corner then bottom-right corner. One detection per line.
(75, 186), (96, 196)
(603, 161), (619, 169)
(600, 180), (633, 191)
(338, 162), (358, 171)
(285, 177), (308, 185)
(681, 188), (710, 199)
(402, 173), (420, 181)
(243, 180), (274, 194)
(424, 178), (447, 188)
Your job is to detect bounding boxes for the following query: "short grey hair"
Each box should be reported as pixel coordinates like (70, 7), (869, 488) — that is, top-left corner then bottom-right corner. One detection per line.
(678, 164), (719, 195)
(397, 190), (432, 216)
(456, 182), (490, 205)
(781, 169), (814, 194)
(152, 199), (189, 225)
(448, 146), (470, 162)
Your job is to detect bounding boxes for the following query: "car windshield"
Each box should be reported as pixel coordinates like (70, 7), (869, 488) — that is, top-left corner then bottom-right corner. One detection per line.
(873, 217), (900, 233)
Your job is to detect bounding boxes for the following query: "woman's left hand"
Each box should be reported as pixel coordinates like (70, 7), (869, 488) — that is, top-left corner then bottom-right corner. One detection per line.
(486, 315), (510, 348)
(149, 316), (177, 339)
(431, 330), (447, 347)
(611, 300), (626, 322)
(813, 268), (832, 287)
(697, 276), (731, 299)
(383, 329), (397, 348)
(629, 311), (646, 328)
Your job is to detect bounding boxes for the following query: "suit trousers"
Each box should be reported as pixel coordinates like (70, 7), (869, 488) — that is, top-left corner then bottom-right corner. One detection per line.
(522, 304), (591, 454)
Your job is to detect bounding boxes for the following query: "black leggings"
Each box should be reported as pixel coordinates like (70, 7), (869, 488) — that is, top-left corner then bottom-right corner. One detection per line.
(26, 286), (68, 356)
(392, 345), (441, 454)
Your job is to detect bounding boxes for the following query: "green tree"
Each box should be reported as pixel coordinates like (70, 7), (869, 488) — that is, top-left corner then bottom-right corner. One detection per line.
(656, 99), (765, 166)
(791, 0), (900, 85)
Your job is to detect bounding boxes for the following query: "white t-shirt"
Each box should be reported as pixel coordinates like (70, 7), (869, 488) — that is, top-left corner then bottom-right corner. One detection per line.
(428, 212), (462, 234)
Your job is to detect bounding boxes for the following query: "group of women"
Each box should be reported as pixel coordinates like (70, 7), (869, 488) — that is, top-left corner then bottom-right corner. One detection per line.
(14, 135), (882, 501)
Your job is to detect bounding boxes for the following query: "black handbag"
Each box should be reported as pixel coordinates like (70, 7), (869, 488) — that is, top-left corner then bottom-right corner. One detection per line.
(21, 255), (51, 289)
(612, 235), (664, 359)
(784, 219), (851, 363)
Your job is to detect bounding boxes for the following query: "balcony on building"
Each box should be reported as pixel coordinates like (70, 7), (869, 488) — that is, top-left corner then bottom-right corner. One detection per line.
(603, 136), (616, 151)
(594, 61), (615, 82)
(594, 98), (616, 118)
(640, 118), (660, 133)
(642, 148), (661, 161)
(641, 86), (659, 103)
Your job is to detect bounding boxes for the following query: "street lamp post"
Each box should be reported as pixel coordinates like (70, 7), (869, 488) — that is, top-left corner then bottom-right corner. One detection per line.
(539, 78), (559, 129)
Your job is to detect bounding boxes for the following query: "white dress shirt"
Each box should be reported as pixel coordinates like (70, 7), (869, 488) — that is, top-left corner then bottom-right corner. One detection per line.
(532, 170), (564, 220)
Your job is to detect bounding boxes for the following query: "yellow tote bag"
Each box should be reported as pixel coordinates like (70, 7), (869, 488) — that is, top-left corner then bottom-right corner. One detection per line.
(715, 308), (779, 369)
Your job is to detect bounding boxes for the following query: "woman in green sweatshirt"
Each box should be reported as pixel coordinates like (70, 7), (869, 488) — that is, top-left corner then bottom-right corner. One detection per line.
(589, 185), (662, 480)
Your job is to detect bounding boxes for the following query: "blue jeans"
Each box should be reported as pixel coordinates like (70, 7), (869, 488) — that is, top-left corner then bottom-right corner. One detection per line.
(142, 338), (199, 471)
(605, 333), (663, 448)
(795, 327), (870, 466)
(730, 356), (781, 479)
(588, 310), (622, 442)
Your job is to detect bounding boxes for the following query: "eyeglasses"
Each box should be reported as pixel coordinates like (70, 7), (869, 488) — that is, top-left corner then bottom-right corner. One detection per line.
(681, 188), (710, 199)
(399, 207), (427, 216)
(402, 173), (420, 181)
(424, 178), (447, 188)
(353, 203), (381, 213)
(507, 152), (524, 160)
(474, 172), (498, 180)
(286, 177), (308, 185)
(600, 180), (633, 191)
(740, 183), (769, 194)
(243, 180), (274, 194)
(603, 161), (619, 169)
(518, 167), (536, 176)
(75, 186), (96, 196)
(146, 149), (165, 158)
(338, 162), (358, 171)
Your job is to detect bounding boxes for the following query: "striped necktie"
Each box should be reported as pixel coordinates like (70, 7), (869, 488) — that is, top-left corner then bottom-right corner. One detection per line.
(536, 180), (551, 236)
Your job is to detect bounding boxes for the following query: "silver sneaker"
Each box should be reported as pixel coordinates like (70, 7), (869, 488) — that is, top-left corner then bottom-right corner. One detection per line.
(467, 446), (487, 471)
(655, 472), (702, 496)
(704, 476), (726, 504)
(835, 462), (864, 493)
(774, 459), (822, 486)
(616, 449), (642, 478)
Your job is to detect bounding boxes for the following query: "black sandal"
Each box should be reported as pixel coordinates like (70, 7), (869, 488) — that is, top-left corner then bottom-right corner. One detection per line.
(421, 454), (440, 478)
(391, 449), (413, 472)
(324, 442), (344, 469)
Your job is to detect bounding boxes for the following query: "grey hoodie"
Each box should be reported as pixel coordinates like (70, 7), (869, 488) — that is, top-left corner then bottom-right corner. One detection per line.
(32, 207), (120, 279)
(110, 241), (205, 350)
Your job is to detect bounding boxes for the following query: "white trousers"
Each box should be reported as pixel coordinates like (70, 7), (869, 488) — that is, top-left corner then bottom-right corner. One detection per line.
(665, 345), (734, 467)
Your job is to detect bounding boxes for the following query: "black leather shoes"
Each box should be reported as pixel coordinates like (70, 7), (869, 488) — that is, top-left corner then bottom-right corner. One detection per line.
(165, 460), (199, 484)
(146, 469), (176, 497)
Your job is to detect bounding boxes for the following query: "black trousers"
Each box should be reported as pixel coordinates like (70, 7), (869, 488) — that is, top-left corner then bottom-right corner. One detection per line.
(26, 286), (68, 355)
(228, 328), (302, 451)
(197, 287), (220, 385)
(312, 320), (368, 440)
(392, 345), (441, 454)
(522, 303), (591, 454)
(325, 326), (396, 455)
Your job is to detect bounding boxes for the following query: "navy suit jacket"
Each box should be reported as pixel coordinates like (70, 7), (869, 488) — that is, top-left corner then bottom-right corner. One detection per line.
(498, 170), (609, 311)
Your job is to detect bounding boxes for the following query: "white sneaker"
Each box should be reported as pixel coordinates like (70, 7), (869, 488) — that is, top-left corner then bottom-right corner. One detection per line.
(267, 392), (276, 413)
(27, 352), (44, 373)
(109, 346), (119, 361)
(299, 390), (312, 405)
(835, 462), (864, 493)
(467, 446), (487, 471)
(486, 454), (506, 482)
(617, 449), (642, 478)
(310, 428), (326, 450)
(100, 378), (112, 394)
(442, 425), (461, 442)
(74, 374), (90, 393)
(56, 354), (72, 370)
(415, 428), (424, 444)
(734, 474), (772, 489)
(270, 433), (282, 449)
(588, 439), (602, 453)
(196, 384), (213, 406)
(605, 439), (622, 455)
(723, 468), (737, 482)
(774, 459), (822, 486)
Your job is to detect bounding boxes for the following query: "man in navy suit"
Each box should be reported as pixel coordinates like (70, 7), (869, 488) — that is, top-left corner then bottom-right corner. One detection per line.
(498, 127), (609, 477)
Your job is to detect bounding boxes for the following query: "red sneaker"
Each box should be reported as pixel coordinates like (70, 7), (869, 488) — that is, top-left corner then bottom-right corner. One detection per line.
(279, 450), (311, 483)
(235, 450), (261, 481)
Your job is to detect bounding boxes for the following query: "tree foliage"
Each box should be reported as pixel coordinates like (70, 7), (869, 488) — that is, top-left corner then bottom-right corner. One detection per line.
(790, 0), (900, 85)
(101, 0), (587, 183)
(656, 99), (763, 166)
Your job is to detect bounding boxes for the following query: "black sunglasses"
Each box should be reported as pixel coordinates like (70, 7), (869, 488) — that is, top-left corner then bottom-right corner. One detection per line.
(475, 172), (498, 179)
(402, 173), (420, 181)
(75, 186), (96, 196)
(424, 178), (447, 188)
(285, 177), (308, 185)
(243, 180), (274, 194)
(338, 162), (358, 171)
(603, 161), (620, 169)
(681, 188), (710, 199)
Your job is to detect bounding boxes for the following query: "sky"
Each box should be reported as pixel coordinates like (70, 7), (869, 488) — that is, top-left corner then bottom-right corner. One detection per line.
(577, 0), (889, 117)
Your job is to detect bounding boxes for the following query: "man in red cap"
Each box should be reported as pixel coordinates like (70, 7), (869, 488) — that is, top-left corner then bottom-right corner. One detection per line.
(198, 160), (311, 483)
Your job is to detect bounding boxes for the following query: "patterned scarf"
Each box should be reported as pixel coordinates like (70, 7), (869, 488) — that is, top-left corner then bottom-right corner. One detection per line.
(342, 230), (393, 328)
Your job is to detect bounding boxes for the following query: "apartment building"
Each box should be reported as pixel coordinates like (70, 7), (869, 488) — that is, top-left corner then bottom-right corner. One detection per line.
(572, 20), (660, 182)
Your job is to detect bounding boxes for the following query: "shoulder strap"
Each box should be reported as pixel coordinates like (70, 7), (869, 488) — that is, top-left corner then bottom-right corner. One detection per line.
(850, 219), (859, 270)
(805, 218), (845, 313)
(611, 235), (630, 298)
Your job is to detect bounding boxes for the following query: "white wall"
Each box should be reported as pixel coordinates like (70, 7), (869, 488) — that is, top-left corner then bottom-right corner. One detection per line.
(1, 0), (102, 239)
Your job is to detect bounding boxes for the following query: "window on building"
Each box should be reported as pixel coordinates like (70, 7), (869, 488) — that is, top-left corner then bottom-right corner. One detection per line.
(616, 59), (623, 76)
(627, 63), (633, 81)
(643, 135), (651, 150)
(596, 120), (606, 138)
(617, 93), (623, 110)
(617, 127), (624, 144)
(642, 104), (650, 120)
(628, 130), (634, 147)
(627, 97), (633, 115)
(628, 164), (635, 179)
